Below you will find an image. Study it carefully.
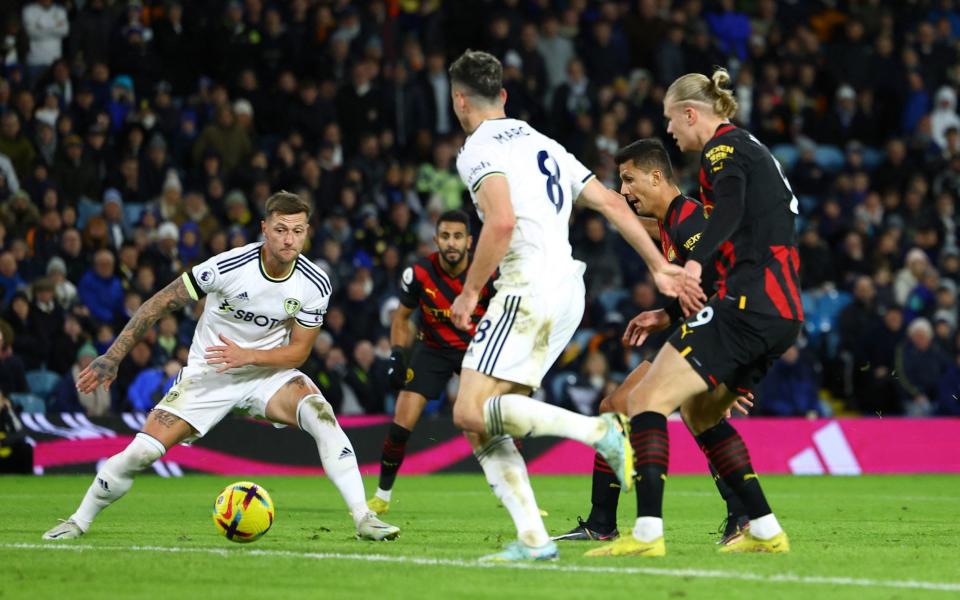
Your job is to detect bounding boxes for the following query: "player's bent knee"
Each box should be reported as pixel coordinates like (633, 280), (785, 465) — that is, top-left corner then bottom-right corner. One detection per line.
(452, 400), (482, 432)
(296, 393), (337, 431)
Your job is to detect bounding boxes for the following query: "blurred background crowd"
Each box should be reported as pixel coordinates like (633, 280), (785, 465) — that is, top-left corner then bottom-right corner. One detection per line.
(1, 0), (960, 423)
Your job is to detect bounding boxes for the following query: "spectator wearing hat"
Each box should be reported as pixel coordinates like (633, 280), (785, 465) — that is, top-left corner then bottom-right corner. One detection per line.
(222, 189), (253, 238)
(77, 248), (124, 325)
(895, 248), (932, 305)
(106, 75), (136, 133)
(46, 256), (77, 308)
(177, 221), (203, 266)
(141, 221), (181, 286)
(100, 188), (126, 249)
(156, 172), (183, 224)
(52, 342), (110, 416)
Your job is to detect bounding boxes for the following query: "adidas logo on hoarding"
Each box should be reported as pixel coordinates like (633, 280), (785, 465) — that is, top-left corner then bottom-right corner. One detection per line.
(788, 422), (862, 475)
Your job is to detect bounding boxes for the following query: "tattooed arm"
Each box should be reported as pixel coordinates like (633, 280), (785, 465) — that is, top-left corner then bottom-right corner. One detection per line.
(76, 275), (195, 393)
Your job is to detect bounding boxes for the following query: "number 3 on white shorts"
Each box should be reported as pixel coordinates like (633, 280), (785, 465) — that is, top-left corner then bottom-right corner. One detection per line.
(473, 319), (493, 343)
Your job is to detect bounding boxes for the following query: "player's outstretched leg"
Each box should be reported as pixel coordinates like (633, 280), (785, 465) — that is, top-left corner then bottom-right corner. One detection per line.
(695, 420), (788, 553)
(296, 394), (400, 541)
(474, 434), (558, 562)
(555, 363), (649, 542)
(482, 394), (634, 492)
(370, 423), (412, 514)
(43, 432), (166, 540)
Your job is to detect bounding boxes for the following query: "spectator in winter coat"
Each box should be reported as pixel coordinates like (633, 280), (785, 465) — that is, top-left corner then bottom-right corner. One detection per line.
(757, 344), (823, 417)
(77, 249), (124, 325)
(896, 318), (950, 416)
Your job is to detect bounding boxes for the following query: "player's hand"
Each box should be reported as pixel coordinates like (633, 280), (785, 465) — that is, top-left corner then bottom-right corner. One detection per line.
(76, 355), (119, 393)
(651, 262), (686, 298)
(451, 289), (479, 331)
(387, 346), (407, 390)
(724, 392), (755, 419)
(205, 334), (253, 373)
(679, 260), (707, 316)
(623, 309), (671, 347)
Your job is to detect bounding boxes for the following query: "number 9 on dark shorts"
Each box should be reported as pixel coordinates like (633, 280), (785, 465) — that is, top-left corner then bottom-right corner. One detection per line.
(667, 296), (802, 394)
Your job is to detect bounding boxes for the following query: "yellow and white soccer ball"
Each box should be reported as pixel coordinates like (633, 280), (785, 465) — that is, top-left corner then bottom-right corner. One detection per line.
(212, 481), (275, 543)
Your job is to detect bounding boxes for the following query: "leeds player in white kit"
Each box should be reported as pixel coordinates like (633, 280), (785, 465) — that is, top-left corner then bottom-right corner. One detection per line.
(447, 51), (692, 561)
(43, 192), (400, 542)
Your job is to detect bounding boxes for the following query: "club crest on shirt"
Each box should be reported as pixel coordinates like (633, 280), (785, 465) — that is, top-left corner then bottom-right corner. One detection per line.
(284, 298), (302, 316)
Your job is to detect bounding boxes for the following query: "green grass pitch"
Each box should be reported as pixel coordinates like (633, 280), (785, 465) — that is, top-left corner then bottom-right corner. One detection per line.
(3, 474), (958, 599)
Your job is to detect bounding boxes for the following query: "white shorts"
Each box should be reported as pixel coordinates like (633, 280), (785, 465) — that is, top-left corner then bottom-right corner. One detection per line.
(153, 365), (309, 440)
(462, 267), (585, 389)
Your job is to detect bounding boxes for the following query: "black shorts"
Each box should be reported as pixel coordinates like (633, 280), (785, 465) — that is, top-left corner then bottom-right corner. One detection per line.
(667, 296), (802, 394)
(404, 343), (465, 400)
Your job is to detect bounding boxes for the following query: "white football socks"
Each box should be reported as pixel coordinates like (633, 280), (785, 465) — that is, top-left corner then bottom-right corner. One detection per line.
(475, 435), (549, 548)
(632, 516), (664, 542)
(70, 432), (166, 531)
(297, 395), (369, 525)
(483, 394), (606, 445)
(749, 513), (783, 540)
(374, 488), (392, 502)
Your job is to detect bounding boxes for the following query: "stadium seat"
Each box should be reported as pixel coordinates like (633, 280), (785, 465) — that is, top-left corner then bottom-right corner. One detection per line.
(9, 392), (47, 413)
(597, 289), (629, 314)
(26, 369), (62, 401)
(123, 202), (146, 228)
(76, 197), (101, 230)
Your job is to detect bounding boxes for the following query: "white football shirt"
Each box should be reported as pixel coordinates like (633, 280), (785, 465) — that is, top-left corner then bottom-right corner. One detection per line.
(456, 118), (594, 292)
(182, 242), (331, 374)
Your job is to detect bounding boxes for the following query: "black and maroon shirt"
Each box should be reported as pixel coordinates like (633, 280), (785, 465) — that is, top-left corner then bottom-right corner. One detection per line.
(399, 252), (496, 350)
(695, 124), (803, 321)
(659, 194), (707, 266)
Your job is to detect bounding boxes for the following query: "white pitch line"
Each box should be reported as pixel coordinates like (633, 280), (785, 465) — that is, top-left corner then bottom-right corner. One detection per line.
(3, 543), (959, 593)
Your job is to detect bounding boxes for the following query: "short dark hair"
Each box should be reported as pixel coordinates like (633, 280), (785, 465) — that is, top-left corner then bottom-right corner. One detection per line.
(613, 138), (675, 182)
(264, 190), (312, 219)
(436, 209), (471, 233)
(449, 50), (502, 101)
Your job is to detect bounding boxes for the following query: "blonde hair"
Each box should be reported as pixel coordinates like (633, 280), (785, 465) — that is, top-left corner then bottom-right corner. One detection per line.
(665, 68), (738, 119)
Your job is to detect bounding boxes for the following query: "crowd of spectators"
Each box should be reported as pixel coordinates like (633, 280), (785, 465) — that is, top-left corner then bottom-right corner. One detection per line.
(1, 0), (960, 421)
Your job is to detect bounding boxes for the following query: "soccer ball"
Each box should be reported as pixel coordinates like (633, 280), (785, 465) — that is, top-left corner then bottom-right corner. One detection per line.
(212, 481), (275, 543)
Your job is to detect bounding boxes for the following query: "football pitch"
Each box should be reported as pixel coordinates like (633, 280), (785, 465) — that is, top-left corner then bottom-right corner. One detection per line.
(3, 474), (958, 599)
